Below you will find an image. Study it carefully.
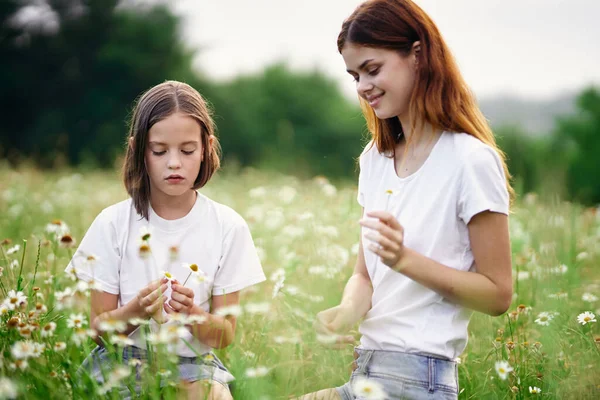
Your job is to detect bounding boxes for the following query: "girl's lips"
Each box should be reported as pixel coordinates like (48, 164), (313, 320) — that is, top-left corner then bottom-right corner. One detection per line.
(368, 94), (383, 107)
(166, 176), (184, 184)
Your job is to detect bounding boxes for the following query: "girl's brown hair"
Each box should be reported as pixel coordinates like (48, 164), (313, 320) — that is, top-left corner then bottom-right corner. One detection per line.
(338, 0), (513, 201)
(122, 80), (221, 219)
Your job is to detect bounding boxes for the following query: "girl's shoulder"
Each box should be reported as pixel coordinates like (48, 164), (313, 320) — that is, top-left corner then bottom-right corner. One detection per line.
(96, 198), (135, 224)
(196, 193), (249, 231)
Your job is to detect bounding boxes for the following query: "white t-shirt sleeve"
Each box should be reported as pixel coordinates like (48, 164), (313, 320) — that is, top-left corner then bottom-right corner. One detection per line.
(64, 209), (121, 294)
(458, 146), (509, 225)
(212, 214), (266, 296)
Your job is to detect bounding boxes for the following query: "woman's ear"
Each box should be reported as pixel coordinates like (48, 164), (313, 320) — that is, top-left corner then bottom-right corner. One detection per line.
(412, 41), (421, 66)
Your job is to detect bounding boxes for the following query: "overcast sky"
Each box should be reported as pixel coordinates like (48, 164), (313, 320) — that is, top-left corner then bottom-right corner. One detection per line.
(169, 0), (600, 101)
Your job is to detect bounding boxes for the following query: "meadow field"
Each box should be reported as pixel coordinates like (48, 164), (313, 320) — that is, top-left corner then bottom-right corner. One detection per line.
(0, 166), (598, 399)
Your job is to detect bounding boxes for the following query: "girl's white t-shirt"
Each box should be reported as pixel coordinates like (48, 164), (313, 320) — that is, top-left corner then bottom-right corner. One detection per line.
(357, 132), (509, 360)
(65, 192), (266, 364)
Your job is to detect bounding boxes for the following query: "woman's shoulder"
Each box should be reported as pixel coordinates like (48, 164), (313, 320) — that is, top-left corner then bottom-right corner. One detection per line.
(442, 132), (502, 167)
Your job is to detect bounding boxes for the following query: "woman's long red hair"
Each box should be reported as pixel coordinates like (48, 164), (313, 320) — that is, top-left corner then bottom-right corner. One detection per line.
(338, 0), (514, 202)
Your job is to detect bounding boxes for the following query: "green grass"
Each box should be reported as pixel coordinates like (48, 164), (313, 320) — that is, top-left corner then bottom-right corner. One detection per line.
(0, 166), (598, 399)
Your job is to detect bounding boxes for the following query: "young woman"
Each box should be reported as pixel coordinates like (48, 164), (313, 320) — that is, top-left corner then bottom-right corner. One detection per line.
(66, 81), (265, 399)
(304, 1), (513, 399)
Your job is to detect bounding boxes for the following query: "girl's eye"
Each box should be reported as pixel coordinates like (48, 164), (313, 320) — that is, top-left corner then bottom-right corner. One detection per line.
(182, 150), (196, 155)
(368, 67), (380, 76)
(152, 151), (166, 156)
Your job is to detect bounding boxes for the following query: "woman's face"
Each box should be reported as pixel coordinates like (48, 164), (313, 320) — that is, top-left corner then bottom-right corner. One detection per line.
(342, 42), (418, 121)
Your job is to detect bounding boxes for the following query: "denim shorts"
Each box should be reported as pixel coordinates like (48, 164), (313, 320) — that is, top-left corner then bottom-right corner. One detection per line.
(336, 348), (458, 400)
(79, 345), (233, 397)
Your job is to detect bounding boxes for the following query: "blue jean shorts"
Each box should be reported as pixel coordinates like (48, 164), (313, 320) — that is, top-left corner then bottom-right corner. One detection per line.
(79, 345), (232, 397)
(336, 348), (458, 400)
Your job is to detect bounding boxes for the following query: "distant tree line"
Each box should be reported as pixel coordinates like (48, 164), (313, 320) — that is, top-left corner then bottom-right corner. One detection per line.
(1, 1), (598, 204)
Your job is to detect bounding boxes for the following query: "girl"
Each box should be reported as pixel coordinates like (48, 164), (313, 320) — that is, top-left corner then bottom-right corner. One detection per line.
(65, 81), (265, 399)
(304, 1), (512, 399)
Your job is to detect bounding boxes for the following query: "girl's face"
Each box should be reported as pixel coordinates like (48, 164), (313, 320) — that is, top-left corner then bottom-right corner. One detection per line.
(145, 112), (203, 203)
(342, 42), (418, 121)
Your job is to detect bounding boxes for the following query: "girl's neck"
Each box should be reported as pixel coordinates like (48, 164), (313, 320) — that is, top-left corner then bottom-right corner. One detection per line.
(150, 190), (197, 220)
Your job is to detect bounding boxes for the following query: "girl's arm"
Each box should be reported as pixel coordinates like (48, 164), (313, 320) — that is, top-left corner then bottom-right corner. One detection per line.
(363, 210), (512, 316)
(91, 279), (168, 346)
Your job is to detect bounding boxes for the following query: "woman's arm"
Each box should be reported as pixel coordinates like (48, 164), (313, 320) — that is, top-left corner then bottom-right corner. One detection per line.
(314, 209), (374, 335)
(363, 210), (512, 316)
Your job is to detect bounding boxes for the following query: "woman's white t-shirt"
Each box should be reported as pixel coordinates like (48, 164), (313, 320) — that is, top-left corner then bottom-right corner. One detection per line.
(65, 192), (266, 362)
(357, 132), (509, 360)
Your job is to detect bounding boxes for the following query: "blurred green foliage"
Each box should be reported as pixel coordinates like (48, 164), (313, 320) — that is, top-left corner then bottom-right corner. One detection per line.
(1, 1), (598, 203)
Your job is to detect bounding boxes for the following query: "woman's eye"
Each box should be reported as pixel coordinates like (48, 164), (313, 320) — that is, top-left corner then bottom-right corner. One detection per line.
(368, 68), (379, 76)
(152, 151), (166, 156)
(182, 150), (196, 155)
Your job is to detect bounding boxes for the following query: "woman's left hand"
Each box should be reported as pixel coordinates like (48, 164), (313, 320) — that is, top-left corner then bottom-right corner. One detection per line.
(360, 211), (405, 271)
(165, 280), (196, 314)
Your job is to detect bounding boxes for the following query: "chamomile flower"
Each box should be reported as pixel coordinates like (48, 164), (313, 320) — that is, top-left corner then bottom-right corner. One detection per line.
(110, 334), (134, 347)
(162, 271), (175, 282)
(66, 313), (87, 329)
(59, 234), (76, 248)
(6, 245), (20, 255)
(245, 302), (271, 315)
(181, 263), (203, 286)
(582, 293), (598, 302)
(54, 342), (67, 351)
(11, 341), (35, 359)
(529, 386), (541, 394)
(351, 376), (386, 400)
(139, 226), (152, 242)
(215, 305), (243, 317)
(98, 318), (127, 333)
(0, 377), (18, 399)
(4, 290), (27, 311)
(534, 312), (553, 326)
(494, 360), (513, 380)
(139, 243), (152, 259)
(245, 366), (269, 378)
(577, 311), (596, 325)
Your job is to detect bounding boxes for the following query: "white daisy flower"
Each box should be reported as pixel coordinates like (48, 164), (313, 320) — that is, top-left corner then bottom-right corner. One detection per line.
(4, 290), (27, 311)
(245, 366), (270, 378)
(8, 360), (28, 371)
(582, 293), (598, 302)
(6, 245), (20, 255)
(534, 312), (553, 326)
(494, 360), (513, 380)
(11, 341), (35, 359)
(110, 334), (134, 347)
(98, 318), (127, 333)
(245, 302), (271, 315)
(278, 186), (297, 204)
(139, 226), (152, 242)
(54, 342), (67, 351)
(0, 377), (18, 399)
(249, 186), (267, 198)
(161, 271), (175, 282)
(215, 305), (243, 317)
(577, 311), (596, 325)
(66, 313), (87, 329)
(529, 386), (541, 394)
(41, 322), (57, 338)
(351, 376), (386, 400)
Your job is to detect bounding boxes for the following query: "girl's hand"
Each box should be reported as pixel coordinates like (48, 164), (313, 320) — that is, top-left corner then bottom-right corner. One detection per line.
(136, 278), (169, 324)
(360, 211), (405, 271)
(314, 305), (356, 346)
(164, 280), (195, 315)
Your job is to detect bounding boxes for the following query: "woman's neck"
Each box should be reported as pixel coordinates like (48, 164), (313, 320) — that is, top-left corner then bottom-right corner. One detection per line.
(150, 190), (197, 220)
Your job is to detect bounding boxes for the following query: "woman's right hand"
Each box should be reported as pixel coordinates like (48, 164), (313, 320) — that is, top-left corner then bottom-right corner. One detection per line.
(314, 304), (357, 345)
(135, 278), (169, 324)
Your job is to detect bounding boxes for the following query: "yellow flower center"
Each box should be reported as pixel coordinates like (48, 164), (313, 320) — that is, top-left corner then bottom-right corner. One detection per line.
(190, 264), (198, 272)
(364, 387), (372, 393)
(499, 368), (505, 374)
(584, 316), (591, 322)
(385, 189), (393, 194)
(142, 233), (151, 241)
(165, 272), (173, 278)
